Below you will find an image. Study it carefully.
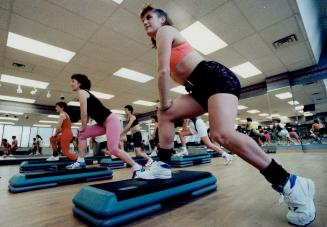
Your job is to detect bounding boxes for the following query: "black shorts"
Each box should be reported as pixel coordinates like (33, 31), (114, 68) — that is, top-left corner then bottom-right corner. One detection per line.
(185, 61), (241, 111)
(98, 141), (107, 150)
(132, 131), (143, 148)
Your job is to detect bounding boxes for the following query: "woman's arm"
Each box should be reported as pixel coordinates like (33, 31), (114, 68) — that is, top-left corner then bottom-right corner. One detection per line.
(55, 113), (65, 135)
(156, 26), (174, 110)
(78, 90), (89, 131)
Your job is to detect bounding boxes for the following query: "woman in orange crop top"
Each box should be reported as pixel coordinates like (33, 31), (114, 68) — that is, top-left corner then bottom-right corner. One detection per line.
(47, 102), (77, 161)
(137, 6), (315, 225)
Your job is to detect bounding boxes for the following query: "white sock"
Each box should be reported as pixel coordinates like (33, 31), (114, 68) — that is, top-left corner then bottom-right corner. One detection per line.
(77, 157), (85, 163)
(222, 152), (227, 158)
(181, 146), (187, 151)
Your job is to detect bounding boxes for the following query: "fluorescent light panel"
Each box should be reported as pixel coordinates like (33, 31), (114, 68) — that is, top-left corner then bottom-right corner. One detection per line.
(303, 112), (313, 116)
(275, 92), (292, 99)
(74, 122), (81, 126)
(67, 101), (80, 106)
(1, 74), (49, 89)
(39, 120), (58, 124)
(0, 117), (18, 121)
(170, 86), (188, 95)
(181, 21), (227, 55)
(47, 115), (60, 119)
(288, 100), (299, 105)
(295, 105), (304, 110)
(113, 68), (153, 83)
(237, 105), (248, 110)
(246, 109), (260, 114)
(0, 121), (15, 125)
(111, 109), (125, 114)
(271, 114), (280, 117)
(259, 113), (269, 117)
(6, 32), (75, 63)
(133, 100), (157, 106)
(112, 0), (124, 4)
(0, 95), (35, 103)
(230, 62), (262, 78)
(0, 110), (24, 115)
(33, 124), (51, 127)
(90, 91), (114, 100)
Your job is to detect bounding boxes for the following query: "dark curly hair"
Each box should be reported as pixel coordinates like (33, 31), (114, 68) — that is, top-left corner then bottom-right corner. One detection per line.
(71, 74), (91, 90)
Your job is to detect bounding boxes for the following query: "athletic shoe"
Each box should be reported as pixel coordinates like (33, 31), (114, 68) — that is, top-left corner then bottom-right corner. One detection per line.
(135, 161), (172, 179)
(223, 154), (233, 166)
(149, 150), (157, 157)
(65, 161), (86, 169)
(46, 155), (59, 161)
(132, 166), (145, 179)
(174, 149), (189, 157)
(280, 175), (316, 226)
(145, 158), (154, 167)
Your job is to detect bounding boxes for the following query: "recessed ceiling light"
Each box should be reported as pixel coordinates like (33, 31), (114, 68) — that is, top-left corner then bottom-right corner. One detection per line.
(113, 68), (153, 83)
(181, 21), (227, 55)
(6, 32), (75, 62)
(275, 92), (292, 99)
(1, 74), (49, 89)
(74, 122), (81, 125)
(259, 113), (269, 117)
(90, 91), (114, 100)
(0, 95), (35, 103)
(230, 62), (262, 78)
(288, 100), (299, 105)
(271, 113), (280, 117)
(170, 86), (188, 95)
(133, 100), (157, 106)
(237, 105), (248, 110)
(295, 105), (304, 110)
(67, 101), (80, 106)
(112, 0), (124, 4)
(246, 109), (260, 114)
(303, 112), (313, 116)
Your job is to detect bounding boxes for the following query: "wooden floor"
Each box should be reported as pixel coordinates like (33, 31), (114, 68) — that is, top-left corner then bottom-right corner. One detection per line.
(0, 152), (326, 227)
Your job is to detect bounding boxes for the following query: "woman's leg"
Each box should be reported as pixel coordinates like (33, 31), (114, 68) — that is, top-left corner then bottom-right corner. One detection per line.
(201, 136), (225, 155)
(60, 132), (77, 161)
(78, 124), (106, 158)
(207, 93), (271, 170)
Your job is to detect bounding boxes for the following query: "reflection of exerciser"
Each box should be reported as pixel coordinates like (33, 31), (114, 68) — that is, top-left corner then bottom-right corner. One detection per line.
(73, 170), (217, 226)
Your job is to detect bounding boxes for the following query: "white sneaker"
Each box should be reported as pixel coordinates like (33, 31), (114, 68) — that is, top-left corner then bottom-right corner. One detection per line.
(65, 161), (86, 169)
(149, 150), (157, 157)
(135, 161), (172, 179)
(46, 156), (60, 161)
(174, 149), (189, 156)
(281, 175), (316, 226)
(223, 154), (233, 166)
(145, 158), (154, 167)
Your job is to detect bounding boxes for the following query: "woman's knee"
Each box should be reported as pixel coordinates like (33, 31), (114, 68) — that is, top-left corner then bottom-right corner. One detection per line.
(211, 131), (235, 147)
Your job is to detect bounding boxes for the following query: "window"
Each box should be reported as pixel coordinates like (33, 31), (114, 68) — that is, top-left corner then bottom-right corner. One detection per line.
(3, 125), (23, 146)
(0, 125), (3, 142)
(29, 127), (38, 147)
(21, 127), (31, 147)
(37, 127), (54, 147)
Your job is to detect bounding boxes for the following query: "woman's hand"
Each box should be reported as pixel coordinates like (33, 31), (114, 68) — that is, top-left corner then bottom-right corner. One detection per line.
(158, 99), (173, 111)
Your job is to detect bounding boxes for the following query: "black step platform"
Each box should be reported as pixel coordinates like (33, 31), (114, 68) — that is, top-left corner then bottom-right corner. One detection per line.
(171, 154), (212, 167)
(73, 170), (217, 226)
(9, 167), (113, 193)
(20, 157), (110, 172)
(100, 158), (125, 169)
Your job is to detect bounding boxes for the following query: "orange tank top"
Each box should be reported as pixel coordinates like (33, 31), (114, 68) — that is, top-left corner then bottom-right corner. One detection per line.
(170, 42), (193, 72)
(62, 113), (72, 132)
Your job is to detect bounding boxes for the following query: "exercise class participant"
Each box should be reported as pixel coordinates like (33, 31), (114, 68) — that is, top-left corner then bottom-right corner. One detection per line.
(66, 74), (143, 178)
(47, 102), (77, 161)
(178, 117), (233, 165)
(121, 105), (153, 167)
(137, 6), (315, 226)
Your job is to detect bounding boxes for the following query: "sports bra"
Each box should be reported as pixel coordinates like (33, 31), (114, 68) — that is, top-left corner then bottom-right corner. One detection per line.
(170, 42), (193, 72)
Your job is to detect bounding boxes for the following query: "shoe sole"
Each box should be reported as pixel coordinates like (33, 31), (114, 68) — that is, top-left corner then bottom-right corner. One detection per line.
(137, 174), (172, 180)
(288, 179), (316, 227)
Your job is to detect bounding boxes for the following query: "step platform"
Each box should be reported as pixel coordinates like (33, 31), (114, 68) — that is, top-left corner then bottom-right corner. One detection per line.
(126, 156), (159, 167)
(100, 158), (125, 169)
(19, 157), (109, 172)
(206, 150), (222, 158)
(170, 154), (212, 167)
(9, 167), (113, 193)
(73, 170), (217, 227)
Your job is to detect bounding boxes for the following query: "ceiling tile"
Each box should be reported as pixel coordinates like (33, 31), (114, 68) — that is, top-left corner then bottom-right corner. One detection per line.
(252, 54), (286, 76)
(201, 1), (255, 45)
(276, 42), (312, 66)
(0, 0), (11, 10)
(234, 0), (293, 31)
(13, 0), (99, 40)
(207, 46), (246, 68)
(0, 8), (10, 30)
(286, 58), (314, 71)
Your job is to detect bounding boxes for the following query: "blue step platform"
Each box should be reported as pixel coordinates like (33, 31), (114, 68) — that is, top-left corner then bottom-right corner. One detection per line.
(73, 170), (217, 227)
(206, 150), (222, 158)
(170, 154), (212, 167)
(20, 157), (110, 172)
(9, 167), (113, 193)
(100, 158), (125, 169)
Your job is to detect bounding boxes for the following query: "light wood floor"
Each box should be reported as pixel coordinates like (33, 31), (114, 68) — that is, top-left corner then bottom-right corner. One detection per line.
(0, 152), (326, 227)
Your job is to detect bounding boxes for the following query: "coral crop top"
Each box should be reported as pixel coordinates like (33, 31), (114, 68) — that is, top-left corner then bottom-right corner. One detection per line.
(170, 42), (193, 72)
